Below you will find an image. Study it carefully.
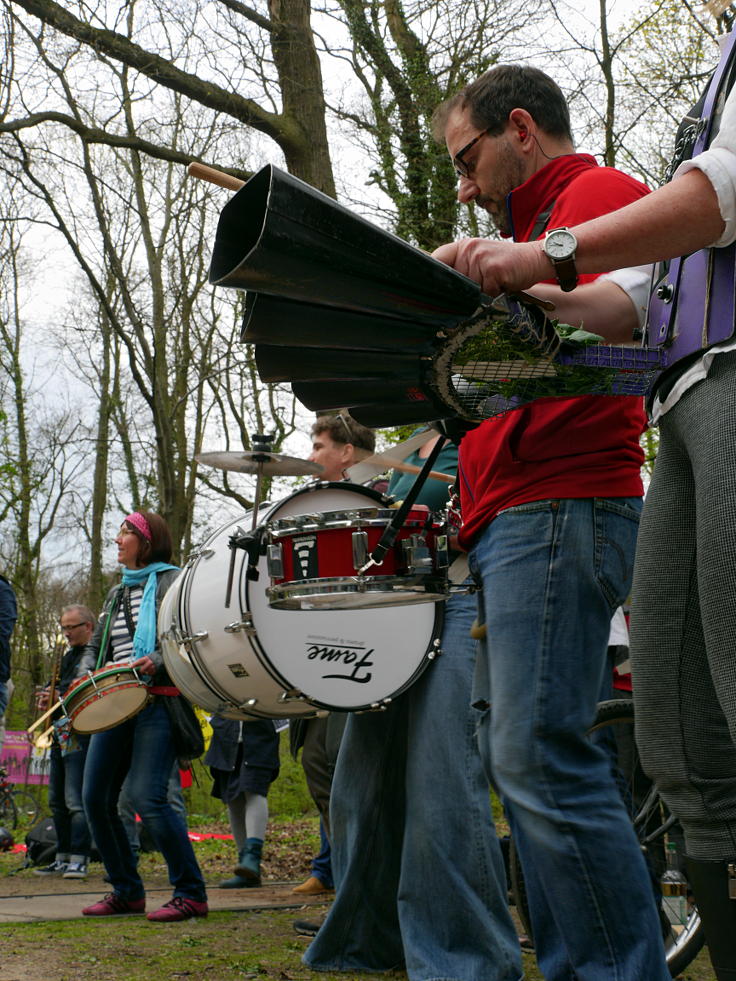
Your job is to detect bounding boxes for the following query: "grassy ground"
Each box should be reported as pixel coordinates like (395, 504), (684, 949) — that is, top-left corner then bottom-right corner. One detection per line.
(0, 732), (719, 980)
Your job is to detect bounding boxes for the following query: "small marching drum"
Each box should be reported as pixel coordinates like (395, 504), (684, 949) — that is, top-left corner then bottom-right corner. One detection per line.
(158, 483), (444, 719)
(265, 484), (450, 610)
(63, 664), (151, 734)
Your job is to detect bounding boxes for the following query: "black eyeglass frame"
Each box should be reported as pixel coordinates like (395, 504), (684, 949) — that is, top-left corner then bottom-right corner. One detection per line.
(453, 128), (491, 179)
(60, 622), (87, 631)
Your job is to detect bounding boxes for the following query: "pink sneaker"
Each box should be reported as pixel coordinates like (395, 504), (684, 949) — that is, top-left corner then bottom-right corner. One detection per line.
(146, 896), (208, 922)
(82, 893), (146, 916)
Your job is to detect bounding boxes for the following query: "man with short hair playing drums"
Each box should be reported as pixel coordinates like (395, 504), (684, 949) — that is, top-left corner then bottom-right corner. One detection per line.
(290, 412), (375, 896)
(34, 605), (95, 880)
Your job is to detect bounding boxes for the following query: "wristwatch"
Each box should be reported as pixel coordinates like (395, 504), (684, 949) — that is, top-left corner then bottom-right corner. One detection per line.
(542, 227), (578, 292)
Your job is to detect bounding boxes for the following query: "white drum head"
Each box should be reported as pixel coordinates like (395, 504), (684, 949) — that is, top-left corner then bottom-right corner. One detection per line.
(248, 483), (442, 711)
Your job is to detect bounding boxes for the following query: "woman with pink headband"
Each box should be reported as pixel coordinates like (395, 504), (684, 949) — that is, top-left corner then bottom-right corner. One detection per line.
(79, 510), (208, 922)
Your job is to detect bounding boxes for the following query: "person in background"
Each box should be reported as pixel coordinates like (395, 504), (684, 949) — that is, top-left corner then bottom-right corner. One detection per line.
(205, 714), (280, 888)
(290, 411), (375, 896)
(0, 574), (17, 752)
(302, 428), (522, 980)
(80, 510), (208, 922)
(34, 605), (95, 880)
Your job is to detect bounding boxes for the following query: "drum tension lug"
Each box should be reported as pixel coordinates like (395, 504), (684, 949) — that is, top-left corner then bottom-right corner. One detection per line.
(277, 689), (306, 703)
(428, 639), (443, 660)
(181, 630), (209, 644)
(224, 615), (255, 636)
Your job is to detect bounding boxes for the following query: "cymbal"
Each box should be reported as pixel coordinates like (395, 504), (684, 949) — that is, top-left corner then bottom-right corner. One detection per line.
(196, 450), (324, 477)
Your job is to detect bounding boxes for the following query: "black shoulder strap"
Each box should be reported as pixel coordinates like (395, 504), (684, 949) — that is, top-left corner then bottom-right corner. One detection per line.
(528, 203), (555, 243)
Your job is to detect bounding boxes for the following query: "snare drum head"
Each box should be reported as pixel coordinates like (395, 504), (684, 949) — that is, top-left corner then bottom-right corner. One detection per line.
(248, 484), (441, 711)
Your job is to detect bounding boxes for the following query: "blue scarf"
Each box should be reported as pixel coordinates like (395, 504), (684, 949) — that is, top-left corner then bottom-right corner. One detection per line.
(121, 562), (179, 661)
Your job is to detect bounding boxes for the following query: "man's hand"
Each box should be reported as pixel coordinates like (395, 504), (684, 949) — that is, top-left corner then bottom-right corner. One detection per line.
(432, 238), (549, 296)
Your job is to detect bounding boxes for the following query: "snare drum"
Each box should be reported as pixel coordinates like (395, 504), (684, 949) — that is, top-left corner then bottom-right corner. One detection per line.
(159, 484), (443, 718)
(63, 665), (151, 734)
(265, 484), (449, 610)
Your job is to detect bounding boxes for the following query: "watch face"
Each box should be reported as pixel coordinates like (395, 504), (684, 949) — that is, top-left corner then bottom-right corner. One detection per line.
(545, 230), (577, 259)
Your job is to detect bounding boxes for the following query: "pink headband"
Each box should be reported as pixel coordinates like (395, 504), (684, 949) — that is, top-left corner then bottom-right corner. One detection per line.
(124, 512), (152, 541)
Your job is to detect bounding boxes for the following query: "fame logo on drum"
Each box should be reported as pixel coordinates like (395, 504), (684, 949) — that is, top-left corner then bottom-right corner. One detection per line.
(304, 641), (374, 684)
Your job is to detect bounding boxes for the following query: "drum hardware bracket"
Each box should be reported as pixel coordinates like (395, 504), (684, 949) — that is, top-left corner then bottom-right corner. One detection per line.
(427, 639), (443, 661)
(352, 531), (369, 570)
(180, 630), (209, 644)
(225, 524), (267, 608)
(277, 689), (307, 703)
(224, 615), (256, 636)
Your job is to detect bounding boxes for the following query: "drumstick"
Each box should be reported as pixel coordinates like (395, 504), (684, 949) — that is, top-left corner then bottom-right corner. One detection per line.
(355, 452), (455, 484)
(26, 699), (64, 734)
(187, 162), (245, 192)
(388, 459), (455, 484)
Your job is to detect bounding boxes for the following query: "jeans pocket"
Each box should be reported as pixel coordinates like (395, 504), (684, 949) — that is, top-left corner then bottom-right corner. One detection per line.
(593, 497), (642, 608)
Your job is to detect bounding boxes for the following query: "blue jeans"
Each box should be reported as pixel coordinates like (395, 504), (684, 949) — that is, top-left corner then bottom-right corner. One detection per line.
(49, 738), (91, 856)
(469, 498), (669, 981)
(311, 818), (334, 888)
(0, 680), (8, 720)
(118, 762), (187, 856)
(303, 590), (522, 981)
(83, 698), (206, 902)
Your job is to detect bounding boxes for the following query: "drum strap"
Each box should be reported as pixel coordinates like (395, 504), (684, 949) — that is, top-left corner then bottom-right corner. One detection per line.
(122, 587), (137, 640)
(363, 436), (447, 570)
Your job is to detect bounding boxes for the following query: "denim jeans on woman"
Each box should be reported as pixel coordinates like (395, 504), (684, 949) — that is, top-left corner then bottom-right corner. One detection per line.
(83, 698), (206, 903)
(469, 497), (669, 981)
(303, 590), (522, 981)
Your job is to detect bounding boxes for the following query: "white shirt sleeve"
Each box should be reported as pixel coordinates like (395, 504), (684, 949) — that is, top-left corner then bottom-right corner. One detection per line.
(675, 75), (736, 248)
(596, 264), (653, 330)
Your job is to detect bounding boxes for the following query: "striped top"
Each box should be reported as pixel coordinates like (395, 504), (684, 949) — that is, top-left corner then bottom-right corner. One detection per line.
(109, 585), (143, 662)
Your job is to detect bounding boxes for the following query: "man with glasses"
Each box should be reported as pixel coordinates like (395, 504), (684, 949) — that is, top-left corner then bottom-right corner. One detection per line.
(426, 65), (670, 979)
(34, 605), (95, 879)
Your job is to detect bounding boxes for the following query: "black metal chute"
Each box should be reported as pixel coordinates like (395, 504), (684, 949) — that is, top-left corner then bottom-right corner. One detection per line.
(242, 292), (440, 354)
(254, 345), (424, 385)
(209, 164), (481, 325)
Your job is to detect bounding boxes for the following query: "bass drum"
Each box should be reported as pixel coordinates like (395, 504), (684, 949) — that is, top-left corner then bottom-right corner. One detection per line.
(159, 483), (443, 718)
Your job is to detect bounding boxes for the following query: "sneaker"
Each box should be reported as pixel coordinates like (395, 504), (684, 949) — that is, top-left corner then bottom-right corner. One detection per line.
(292, 918), (323, 937)
(146, 896), (208, 922)
(82, 893), (146, 916)
(34, 859), (68, 876)
(63, 860), (88, 879)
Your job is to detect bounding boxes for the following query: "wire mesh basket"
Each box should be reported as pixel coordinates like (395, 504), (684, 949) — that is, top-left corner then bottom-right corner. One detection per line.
(430, 296), (666, 421)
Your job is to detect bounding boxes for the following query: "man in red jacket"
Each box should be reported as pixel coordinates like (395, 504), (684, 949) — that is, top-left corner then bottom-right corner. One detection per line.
(432, 65), (670, 980)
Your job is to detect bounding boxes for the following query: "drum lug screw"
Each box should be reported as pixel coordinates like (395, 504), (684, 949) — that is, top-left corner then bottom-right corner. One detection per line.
(180, 630), (209, 644)
(224, 615), (255, 635)
(655, 282), (674, 303)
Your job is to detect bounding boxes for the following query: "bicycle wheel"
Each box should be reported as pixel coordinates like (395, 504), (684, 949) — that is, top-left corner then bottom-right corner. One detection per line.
(508, 698), (705, 978)
(0, 789), (17, 829)
(11, 790), (39, 829)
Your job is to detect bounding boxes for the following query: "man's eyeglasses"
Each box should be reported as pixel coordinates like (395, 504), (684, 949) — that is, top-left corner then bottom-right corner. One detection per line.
(453, 128), (490, 179)
(61, 622), (86, 632)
